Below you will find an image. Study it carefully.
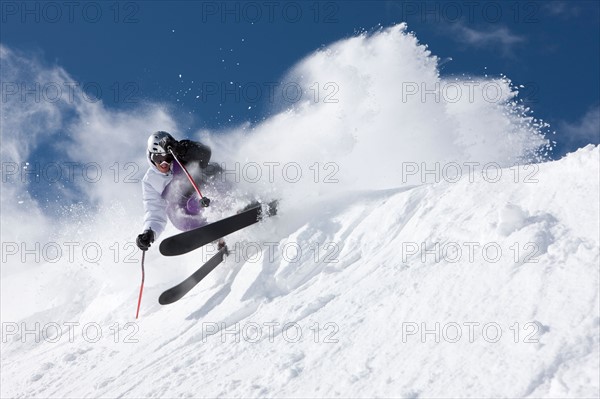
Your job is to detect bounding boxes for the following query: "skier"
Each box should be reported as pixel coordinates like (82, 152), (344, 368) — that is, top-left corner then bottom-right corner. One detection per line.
(136, 131), (223, 251)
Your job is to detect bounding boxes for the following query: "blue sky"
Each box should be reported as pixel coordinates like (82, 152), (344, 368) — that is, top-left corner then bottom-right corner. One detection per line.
(1, 0), (599, 157)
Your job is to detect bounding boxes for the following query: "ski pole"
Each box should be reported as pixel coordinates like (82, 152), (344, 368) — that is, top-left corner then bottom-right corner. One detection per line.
(168, 148), (210, 207)
(135, 250), (146, 319)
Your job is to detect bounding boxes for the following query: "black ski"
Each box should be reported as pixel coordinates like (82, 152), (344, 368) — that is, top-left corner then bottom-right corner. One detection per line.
(158, 245), (229, 305)
(159, 200), (277, 257)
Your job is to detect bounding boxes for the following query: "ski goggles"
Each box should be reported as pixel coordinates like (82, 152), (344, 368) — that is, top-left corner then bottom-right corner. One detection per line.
(151, 152), (174, 164)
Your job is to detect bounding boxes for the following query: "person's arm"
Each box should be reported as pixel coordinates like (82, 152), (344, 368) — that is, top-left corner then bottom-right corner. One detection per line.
(175, 140), (212, 169)
(141, 176), (168, 239)
(160, 136), (212, 169)
(136, 171), (169, 250)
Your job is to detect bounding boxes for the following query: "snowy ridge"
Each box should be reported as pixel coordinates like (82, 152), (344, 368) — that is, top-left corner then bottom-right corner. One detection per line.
(2, 145), (598, 398)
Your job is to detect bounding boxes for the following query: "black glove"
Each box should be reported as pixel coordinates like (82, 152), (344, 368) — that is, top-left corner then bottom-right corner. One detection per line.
(136, 228), (155, 251)
(159, 136), (179, 153)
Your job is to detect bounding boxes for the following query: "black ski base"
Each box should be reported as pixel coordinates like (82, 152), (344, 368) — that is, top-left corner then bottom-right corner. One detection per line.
(158, 245), (229, 305)
(159, 200), (278, 257)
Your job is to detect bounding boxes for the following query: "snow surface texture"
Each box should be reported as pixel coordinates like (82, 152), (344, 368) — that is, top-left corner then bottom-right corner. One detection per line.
(1, 25), (598, 398)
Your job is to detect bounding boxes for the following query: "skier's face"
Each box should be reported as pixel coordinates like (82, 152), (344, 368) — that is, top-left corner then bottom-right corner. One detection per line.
(151, 152), (173, 174)
(155, 161), (171, 174)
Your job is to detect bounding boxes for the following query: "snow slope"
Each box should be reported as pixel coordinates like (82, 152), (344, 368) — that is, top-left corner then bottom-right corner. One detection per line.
(1, 145), (598, 398)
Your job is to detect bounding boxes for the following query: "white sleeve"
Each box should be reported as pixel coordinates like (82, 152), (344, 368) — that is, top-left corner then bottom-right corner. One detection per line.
(141, 170), (169, 239)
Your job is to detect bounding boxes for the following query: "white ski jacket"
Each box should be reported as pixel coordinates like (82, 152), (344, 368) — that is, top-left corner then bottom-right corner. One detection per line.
(141, 165), (173, 239)
(141, 139), (212, 239)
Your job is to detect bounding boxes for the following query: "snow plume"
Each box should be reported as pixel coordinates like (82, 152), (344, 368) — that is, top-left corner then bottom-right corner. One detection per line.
(0, 45), (80, 246)
(1, 47), (177, 218)
(0, 45), (177, 320)
(211, 24), (552, 206)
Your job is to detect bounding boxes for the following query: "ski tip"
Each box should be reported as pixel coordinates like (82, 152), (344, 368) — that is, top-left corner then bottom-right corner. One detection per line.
(159, 238), (195, 257)
(158, 291), (176, 305)
(158, 240), (176, 256)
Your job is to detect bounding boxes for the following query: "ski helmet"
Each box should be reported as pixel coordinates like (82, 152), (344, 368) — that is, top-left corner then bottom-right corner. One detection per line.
(147, 131), (175, 167)
(147, 131), (174, 154)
